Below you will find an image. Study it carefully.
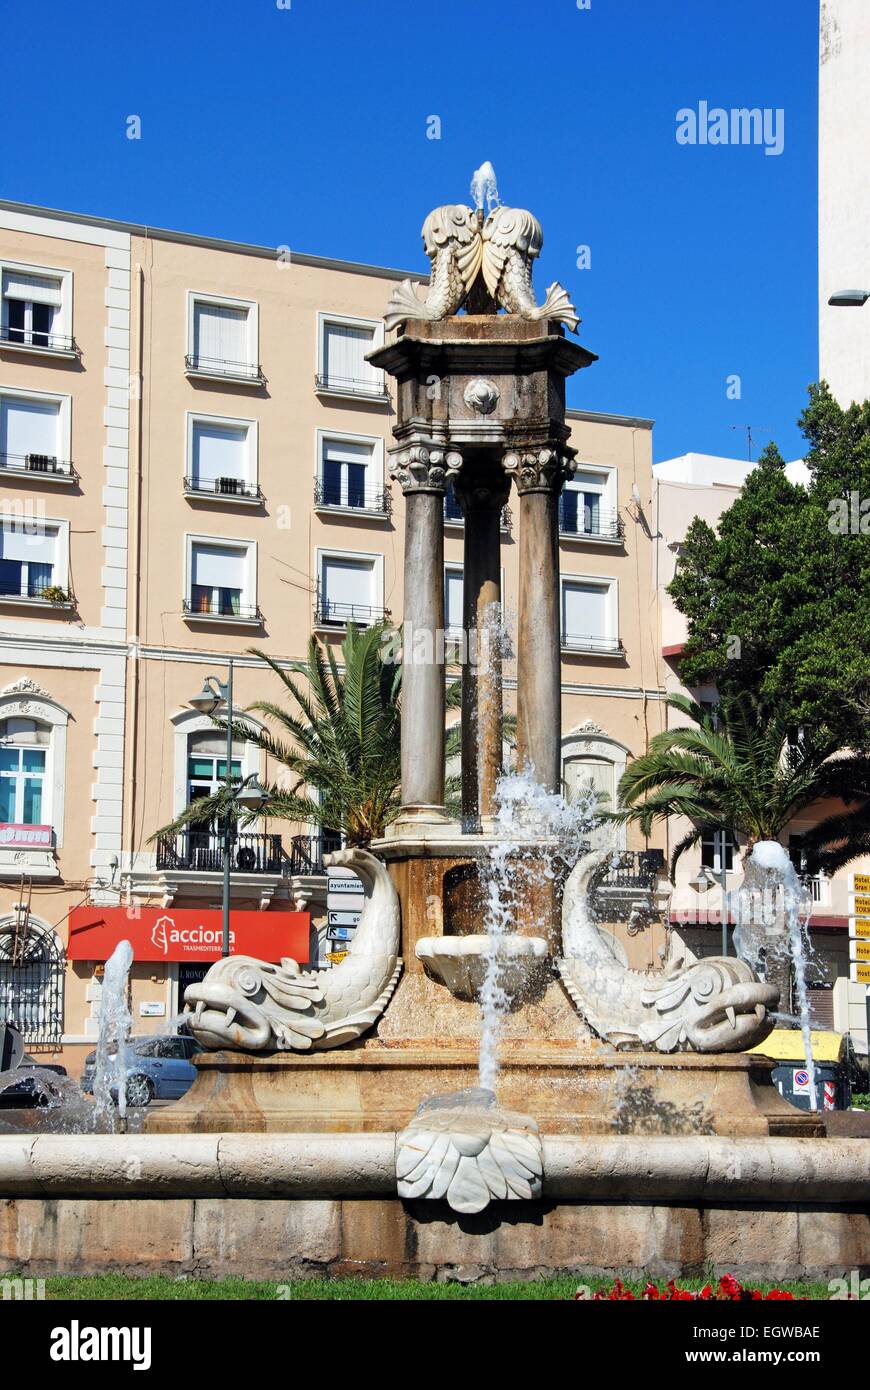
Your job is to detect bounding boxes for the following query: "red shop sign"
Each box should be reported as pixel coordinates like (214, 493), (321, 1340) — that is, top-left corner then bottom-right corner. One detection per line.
(67, 905), (310, 964)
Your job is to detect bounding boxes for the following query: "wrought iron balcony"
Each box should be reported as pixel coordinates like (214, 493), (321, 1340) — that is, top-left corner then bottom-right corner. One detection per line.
(0, 452), (76, 481)
(183, 475), (263, 502)
(289, 833), (343, 876)
(599, 850), (665, 892)
(183, 597), (263, 623)
(314, 372), (389, 401)
(0, 325), (79, 356)
(314, 598), (390, 629)
(560, 633), (624, 655)
(0, 578), (74, 607)
(185, 353), (264, 384)
(156, 830), (286, 875)
(313, 477), (391, 515)
(558, 504), (624, 542)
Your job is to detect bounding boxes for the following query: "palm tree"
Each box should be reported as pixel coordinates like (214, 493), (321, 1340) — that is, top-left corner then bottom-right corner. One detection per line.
(153, 622), (402, 848)
(617, 691), (870, 880)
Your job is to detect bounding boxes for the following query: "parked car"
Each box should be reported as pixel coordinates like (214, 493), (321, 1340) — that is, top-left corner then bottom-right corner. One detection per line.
(0, 1056), (69, 1109)
(80, 1034), (202, 1107)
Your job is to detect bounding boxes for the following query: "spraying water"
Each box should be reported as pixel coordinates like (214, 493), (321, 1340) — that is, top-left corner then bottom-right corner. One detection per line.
(470, 161), (500, 214)
(92, 939), (134, 1129)
(744, 841), (818, 1111)
(477, 768), (600, 1091)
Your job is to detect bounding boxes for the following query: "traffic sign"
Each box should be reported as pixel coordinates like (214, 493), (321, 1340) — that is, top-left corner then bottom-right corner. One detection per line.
(328, 925), (355, 942)
(328, 909), (362, 928)
(326, 950), (348, 964)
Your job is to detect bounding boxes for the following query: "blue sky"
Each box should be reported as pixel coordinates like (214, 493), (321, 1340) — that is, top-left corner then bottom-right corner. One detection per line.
(0, 0), (819, 462)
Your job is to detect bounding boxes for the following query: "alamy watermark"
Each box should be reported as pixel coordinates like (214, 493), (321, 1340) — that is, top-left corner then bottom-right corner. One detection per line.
(676, 102), (784, 157)
(828, 491), (870, 534)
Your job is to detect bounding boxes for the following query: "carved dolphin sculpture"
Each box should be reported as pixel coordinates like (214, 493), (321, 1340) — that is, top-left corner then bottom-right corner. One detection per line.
(384, 201), (579, 333)
(557, 849), (778, 1053)
(184, 846), (402, 1052)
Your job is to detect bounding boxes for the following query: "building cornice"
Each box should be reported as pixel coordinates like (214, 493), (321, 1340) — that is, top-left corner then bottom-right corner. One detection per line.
(0, 199), (427, 284)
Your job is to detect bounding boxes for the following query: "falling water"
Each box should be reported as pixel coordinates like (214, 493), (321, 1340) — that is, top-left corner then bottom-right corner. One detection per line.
(746, 841), (818, 1111)
(477, 768), (600, 1092)
(92, 939), (134, 1130)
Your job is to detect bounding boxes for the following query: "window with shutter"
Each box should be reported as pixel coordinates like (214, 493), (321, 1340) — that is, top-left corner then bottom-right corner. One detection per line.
(317, 316), (385, 398)
(319, 555), (377, 625)
(561, 579), (618, 652)
(189, 541), (251, 617)
(1, 264), (70, 352)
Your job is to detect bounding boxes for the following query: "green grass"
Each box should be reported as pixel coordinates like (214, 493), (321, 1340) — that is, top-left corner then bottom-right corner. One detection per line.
(0, 1272), (835, 1300)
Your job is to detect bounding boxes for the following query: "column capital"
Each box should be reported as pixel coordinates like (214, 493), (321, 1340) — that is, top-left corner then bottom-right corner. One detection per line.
(389, 443), (463, 495)
(503, 446), (574, 495)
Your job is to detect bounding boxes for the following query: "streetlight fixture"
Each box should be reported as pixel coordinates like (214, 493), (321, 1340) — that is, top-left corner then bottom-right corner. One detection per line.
(828, 289), (870, 307)
(188, 660), (270, 957)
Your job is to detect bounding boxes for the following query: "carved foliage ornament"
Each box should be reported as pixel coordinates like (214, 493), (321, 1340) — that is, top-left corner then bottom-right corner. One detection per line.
(389, 444), (463, 495)
(385, 200), (580, 334)
(503, 447), (575, 495)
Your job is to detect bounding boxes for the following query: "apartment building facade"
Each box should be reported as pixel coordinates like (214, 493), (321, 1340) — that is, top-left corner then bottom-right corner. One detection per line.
(0, 199), (667, 1073)
(654, 453), (870, 1052)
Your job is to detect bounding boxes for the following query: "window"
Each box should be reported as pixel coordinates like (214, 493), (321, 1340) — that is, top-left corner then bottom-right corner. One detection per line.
(0, 718), (49, 824)
(0, 389), (72, 479)
(564, 755), (615, 809)
(316, 314), (386, 399)
(560, 468), (620, 540)
(187, 730), (242, 804)
(317, 551), (383, 626)
(560, 577), (620, 653)
(186, 294), (260, 382)
(445, 565), (464, 638)
(186, 414), (259, 500)
(315, 432), (385, 512)
(701, 831), (735, 874)
(185, 537), (258, 622)
(0, 520), (65, 601)
(444, 481), (464, 523)
(1, 263), (73, 355)
(0, 918), (64, 1046)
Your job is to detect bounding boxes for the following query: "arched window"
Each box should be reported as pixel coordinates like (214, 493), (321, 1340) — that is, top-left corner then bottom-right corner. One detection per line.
(564, 755), (616, 809)
(0, 916), (64, 1046)
(0, 716), (50, 825)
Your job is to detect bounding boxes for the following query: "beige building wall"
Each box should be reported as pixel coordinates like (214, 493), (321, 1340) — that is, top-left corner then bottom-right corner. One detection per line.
(0, 200), (667, 1072)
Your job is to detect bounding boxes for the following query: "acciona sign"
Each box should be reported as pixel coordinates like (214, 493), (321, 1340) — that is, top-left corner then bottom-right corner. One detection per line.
(67, 906), (310, 964)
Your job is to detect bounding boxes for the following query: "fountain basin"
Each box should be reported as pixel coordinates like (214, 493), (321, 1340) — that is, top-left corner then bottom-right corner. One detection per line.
(416, 934), (550, 1001)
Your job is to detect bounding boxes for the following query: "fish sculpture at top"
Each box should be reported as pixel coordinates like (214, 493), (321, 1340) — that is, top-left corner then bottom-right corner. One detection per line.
(384, 162), (580, 334)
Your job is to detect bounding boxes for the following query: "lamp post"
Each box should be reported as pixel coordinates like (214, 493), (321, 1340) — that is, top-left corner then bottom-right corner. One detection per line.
(188, 660), (270, 957)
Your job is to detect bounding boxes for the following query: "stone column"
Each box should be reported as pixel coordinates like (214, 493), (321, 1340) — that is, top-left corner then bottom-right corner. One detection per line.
(505, 448), (573, 794)
(455, 470), (510, 830)
(391, 444), (461, 815)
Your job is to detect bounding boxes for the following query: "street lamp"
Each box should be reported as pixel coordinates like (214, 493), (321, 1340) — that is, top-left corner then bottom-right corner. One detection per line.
(188, 661), (270, 957)
(828, 289), (870, 307)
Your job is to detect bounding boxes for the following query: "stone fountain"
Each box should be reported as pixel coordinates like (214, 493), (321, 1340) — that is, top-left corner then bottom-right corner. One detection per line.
(1, 172), (867, 1282)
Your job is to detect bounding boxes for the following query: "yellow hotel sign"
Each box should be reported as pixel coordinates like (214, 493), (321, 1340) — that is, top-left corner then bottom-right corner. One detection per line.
(850, 962), (870, 984)
(851, 896), (870, 916)
(851, 941), (870, 963)
(850, 918), (870, 940)
(851, 873), (870, 894)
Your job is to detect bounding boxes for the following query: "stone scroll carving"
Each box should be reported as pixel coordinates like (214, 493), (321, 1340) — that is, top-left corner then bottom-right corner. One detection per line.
(396, 1089), (543, 1214)
(503, 447), (575, 495)
(185, 847), (401, 1052)
(389, 444), (463, 495)
(385, 200), (579, 333)
(557, 850), (778, 1053)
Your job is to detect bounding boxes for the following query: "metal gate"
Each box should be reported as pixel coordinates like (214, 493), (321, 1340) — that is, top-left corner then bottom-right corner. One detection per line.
(0, 918), (65, 1048)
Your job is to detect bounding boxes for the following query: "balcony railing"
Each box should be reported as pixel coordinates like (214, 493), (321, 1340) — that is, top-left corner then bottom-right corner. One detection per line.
(598, 850), (665, 892)
(156, 829), (286, 875)
(185, 353), (264, 384)
(561, 633), (624, 655)
(443, 496), (513, 533)
(559, 505), (624, 542)
(0, 579), (74, 606)
(314, 598), (389, 629)
(313, 477), (391, 515)
(183, 597), (262, 622)
(0, 325), (78, 356)
(183, 475), (263, 502)
(0, 452), (76, 481)
(289, 833), (342, 876)
(314, 372), (389, 401)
